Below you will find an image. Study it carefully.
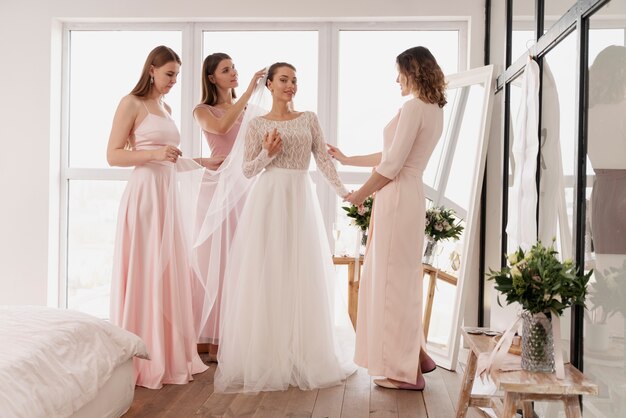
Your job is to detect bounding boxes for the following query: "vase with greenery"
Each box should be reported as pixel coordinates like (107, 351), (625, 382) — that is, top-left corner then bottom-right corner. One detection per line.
(487, 240), (592, 372)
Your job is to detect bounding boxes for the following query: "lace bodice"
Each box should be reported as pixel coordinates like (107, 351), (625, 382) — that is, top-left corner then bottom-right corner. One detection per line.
(243, 111), (348, 196)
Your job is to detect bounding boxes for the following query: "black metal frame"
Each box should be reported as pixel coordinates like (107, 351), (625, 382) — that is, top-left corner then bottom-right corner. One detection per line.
(478, 0), (491, 327)
(493, 0), (613, 372)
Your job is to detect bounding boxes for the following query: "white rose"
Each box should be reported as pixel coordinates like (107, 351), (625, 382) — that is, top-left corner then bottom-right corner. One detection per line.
(511, 266), (522, 278)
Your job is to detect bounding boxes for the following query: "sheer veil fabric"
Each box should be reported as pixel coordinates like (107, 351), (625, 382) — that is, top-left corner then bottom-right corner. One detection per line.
(175, 76), (271, 340)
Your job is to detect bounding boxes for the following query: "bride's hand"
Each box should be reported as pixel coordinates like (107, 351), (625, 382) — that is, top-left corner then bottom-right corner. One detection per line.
(346, 191), (365, 207)
(262, 128), (282, 158)
(327, 144), (347, 164)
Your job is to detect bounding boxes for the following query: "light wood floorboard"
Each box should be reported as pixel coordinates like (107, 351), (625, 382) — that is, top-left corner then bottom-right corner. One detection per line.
(122, 354), (481, 418)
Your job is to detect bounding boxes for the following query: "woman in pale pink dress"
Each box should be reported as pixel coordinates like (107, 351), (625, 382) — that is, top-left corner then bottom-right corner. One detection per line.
(191, 53), (265, 360)
(108, 46), (208, 389)
(328, 46), (446, 390)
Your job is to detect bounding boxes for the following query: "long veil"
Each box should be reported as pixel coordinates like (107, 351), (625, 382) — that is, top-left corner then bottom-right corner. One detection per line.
(176, 77), (271, 341)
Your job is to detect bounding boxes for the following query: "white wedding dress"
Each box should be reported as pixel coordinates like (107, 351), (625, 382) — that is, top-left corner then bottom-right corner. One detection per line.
(214, 111), (357, 393)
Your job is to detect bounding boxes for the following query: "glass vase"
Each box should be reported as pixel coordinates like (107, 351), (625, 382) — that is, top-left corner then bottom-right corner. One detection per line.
(359, 229), (368, 255)
(423, 236), (437, 265)
(521, 311), (555, 373)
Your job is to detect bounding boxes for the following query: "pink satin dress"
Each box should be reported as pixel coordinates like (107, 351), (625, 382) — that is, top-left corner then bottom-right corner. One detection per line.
(191, 104), (244, 344)
(110, 102), (208, 389)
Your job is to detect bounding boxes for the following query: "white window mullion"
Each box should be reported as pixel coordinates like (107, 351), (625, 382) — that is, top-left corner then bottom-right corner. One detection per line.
(180, 22), (196, 159)
(190, 23), (205, 159)
(57, 25), (72, 309)
(316, 22), (335, 233)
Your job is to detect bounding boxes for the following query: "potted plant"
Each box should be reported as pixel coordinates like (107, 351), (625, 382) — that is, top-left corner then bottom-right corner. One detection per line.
(423, 206), (464, 265)
(488, 240), (592, 372)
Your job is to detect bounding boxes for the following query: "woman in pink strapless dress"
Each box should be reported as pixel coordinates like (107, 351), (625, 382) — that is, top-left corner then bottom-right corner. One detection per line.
(191, 53), (266, 358)
(108, 46), (208, 389)
(330, 46), (447, 391)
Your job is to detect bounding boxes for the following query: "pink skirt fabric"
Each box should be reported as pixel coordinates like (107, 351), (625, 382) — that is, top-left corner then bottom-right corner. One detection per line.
(110, 162), (208, 389)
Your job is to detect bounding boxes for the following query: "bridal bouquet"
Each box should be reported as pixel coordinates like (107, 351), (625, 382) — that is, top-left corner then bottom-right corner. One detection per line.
(342, 196), (373, 232)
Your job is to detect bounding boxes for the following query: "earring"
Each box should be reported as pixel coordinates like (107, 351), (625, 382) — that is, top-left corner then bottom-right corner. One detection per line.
(150, 76), (154, 85)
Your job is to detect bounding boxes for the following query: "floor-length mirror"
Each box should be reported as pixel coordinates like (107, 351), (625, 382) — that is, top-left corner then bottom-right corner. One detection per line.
(583, 9), (626, 417)
(424, 65), (494, 370)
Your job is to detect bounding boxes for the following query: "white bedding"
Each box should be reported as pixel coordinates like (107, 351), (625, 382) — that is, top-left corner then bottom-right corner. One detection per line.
(71, 359), (135, 418)
(0, 306), (148, 418)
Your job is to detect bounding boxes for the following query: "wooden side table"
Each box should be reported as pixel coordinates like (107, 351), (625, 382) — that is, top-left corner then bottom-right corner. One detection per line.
(332, 256), (364, 330)
(332, 258), (458, 334)
(456, 327), (598, 418)
(422, 264), (457, 339)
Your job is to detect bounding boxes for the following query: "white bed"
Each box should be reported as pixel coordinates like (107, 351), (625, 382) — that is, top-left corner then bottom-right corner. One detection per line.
(0, 305), (148, 418)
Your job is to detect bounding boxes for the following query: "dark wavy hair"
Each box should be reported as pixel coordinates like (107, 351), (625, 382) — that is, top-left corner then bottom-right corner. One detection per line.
(129, 45), (181, 97)
(589, 45), (626, 107)
(200, 52), (237, 106)
(266, 62), (297, 86)
(396, 46), (447, 108)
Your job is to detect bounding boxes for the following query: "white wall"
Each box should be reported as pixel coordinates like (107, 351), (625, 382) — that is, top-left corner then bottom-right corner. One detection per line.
(0, 0), (486, 306)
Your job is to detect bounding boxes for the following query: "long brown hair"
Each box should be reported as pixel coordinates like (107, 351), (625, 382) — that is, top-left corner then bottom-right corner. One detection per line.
(397, 46), (447, 108)
(200, 52), (237, 106)
(130, 45), (181, 97)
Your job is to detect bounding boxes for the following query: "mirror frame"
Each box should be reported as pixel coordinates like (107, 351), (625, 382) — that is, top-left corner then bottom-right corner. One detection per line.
(426, 65), (495, 371)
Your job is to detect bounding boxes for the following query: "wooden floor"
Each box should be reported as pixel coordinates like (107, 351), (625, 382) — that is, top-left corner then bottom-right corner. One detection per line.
(123, 354), (484, 418)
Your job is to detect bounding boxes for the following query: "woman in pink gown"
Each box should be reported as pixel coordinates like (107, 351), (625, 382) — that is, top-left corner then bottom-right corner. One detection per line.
(108, 46), (208, 389)
(328, 46), (447, 390)
(191, 53), (266, 360)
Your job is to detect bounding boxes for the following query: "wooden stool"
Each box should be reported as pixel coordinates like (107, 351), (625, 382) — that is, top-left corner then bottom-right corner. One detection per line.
(456, 328), (598, 418)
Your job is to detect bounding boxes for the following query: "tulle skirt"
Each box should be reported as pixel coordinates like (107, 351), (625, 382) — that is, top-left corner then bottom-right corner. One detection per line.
(215, 167), (356, 393)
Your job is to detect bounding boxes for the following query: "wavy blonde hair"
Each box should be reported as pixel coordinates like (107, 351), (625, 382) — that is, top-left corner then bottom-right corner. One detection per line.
(397, 46), (447, 108)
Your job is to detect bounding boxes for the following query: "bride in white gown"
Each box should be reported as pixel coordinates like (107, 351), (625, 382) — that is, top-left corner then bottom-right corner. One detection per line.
(214, 62), (357, 393)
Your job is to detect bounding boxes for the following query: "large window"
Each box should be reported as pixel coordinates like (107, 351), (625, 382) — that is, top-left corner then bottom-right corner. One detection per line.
(200, 28), (319, 160)
(333, 25), (461, 258)
(60, 22), (466, 317)
(62, 28), (183, 317)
